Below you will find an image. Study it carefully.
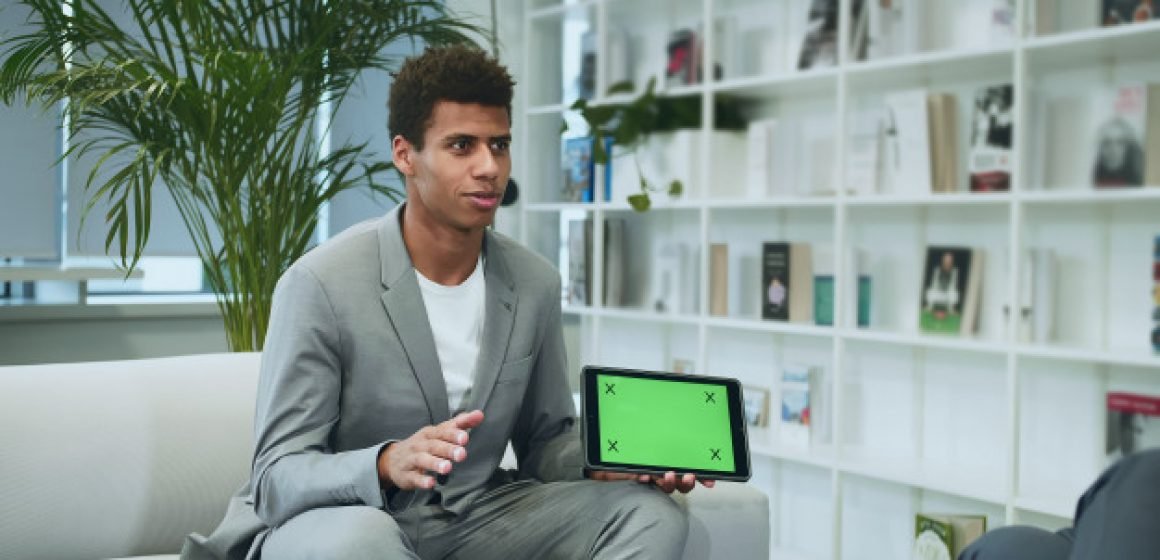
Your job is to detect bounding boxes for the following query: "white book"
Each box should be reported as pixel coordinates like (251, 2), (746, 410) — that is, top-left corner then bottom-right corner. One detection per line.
(746, 119), (777, 199)
(883, 88), (933, 195)
(779, 364), (812, 448)
(770, 117), (801, 196)
(650, 242), (684, 314)
(846, 109), (882, 195)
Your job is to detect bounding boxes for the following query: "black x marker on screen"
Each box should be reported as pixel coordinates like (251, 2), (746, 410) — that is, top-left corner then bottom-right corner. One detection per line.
(710, 448), (721, 461)
(604, 383), (616, 395)
(704, 391), (716, 404)
(607, 440), (619, 453)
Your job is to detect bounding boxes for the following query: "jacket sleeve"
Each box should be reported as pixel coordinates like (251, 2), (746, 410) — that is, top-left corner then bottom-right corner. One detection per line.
(249, 265), (388, 527)
(510, 279), (586, 482)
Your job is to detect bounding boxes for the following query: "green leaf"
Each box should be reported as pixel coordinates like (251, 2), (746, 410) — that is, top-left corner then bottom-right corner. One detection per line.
(605, 80), (634, 96)
(627, 193), (651, 212)
(591, 135), (607, 165)
(668, 180), (683, 197)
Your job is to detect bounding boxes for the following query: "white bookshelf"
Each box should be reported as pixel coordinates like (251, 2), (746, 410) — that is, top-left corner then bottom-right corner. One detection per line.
(514, 0), (1160, 558)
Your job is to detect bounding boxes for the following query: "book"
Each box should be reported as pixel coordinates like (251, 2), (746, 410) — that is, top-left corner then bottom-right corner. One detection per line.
(847, 248), (873, 329)
(665, 28), (698, 88)
(1154, 235), (1159, 352)
(868, 0), (922, 60)
(845, 109), (882, 196)
(1102, 0), (1159, 26)
(778, 364), (829, 447)
(928, 92), (960, 193)
(913, 513), (987, 560)
(883, 88), (933, 195)
(746, 119), (778, 199)
(1106, 391), (1160, 465)
(577, 30), (596, 101)
(743, 385), (771, 428)
(1041, 95), (1091, 189)
(798, 0), (839, 70)
(1092, 83), (1160, 188)
(1007, 248), (1057, 344)
(709, 243), (729, 316)
(779, 364), (812, 447)
(603, 218), (626, 307)
(919, 246), (984, 335)
(814, 244), (835, 326)
(968, 84), (1014, 192)
(761, 242), (814, 323)
(651, 242), (694, 314)
(565, 219), (590, 306)
(561, 137), (594, 202)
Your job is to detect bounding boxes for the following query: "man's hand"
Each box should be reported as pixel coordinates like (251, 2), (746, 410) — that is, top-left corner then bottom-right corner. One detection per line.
(588, 470), (716, 494)
(377, 410), (485, 491)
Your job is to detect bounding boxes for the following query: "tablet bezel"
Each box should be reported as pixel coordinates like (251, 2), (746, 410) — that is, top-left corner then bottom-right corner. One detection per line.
(580, 365), (752, 481)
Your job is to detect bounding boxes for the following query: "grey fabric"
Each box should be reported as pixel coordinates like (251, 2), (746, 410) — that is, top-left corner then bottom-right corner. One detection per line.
(185, 205), (586, 559)
(261, 506), (418, 560)
(959, 449), (1160, 560)
(259, 480), (686, 560)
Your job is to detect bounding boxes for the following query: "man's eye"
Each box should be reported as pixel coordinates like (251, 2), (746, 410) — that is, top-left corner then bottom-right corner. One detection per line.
(451, 139), (470, 151)
(491, 139), (510, 152)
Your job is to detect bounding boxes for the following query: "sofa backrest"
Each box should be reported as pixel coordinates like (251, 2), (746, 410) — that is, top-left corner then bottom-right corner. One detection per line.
(0, 352), (261, 560)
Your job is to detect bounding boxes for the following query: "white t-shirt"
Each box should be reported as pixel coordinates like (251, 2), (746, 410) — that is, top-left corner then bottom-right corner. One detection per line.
(415, 256), (486, 413)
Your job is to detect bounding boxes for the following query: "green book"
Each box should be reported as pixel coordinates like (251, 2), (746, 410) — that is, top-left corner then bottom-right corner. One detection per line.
(914, 513), (987, 559)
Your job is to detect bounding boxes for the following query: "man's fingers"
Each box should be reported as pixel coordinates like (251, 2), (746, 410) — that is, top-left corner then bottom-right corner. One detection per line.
(700, 479), (716, 489)
(677, 474), (696, 494)
(422, 439), (467, 463)
(452, 409), (485, 430)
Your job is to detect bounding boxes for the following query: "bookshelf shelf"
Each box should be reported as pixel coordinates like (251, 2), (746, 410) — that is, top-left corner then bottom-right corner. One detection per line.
(844, 46), (1014, 92)
(712, 69), (839, 99)
(843, 192), (1013, 207)
(703, 197), (837, 209)
(1016, 344), (1160, 370)
(516, 1), (1160, 557)
(840, 329), (1008, 356)
(1018, 188), (1160, 205)
(704, 316), (835, 338)
(1025, 19), (1160, 70)
(597, 307), (702, 326)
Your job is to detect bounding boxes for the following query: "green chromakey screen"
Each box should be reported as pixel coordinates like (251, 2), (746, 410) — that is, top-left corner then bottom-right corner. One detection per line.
(596, 373), (735, 472)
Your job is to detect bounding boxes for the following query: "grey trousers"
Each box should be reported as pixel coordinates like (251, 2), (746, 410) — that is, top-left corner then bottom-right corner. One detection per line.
(261, 479), (688, 559)
(960, 448), (1160, 560)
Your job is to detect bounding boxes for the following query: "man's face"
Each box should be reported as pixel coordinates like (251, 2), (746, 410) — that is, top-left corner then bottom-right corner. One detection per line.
(397, 101), (511, 232)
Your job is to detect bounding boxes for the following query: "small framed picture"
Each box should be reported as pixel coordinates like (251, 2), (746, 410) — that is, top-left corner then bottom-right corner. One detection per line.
(671, 358), (695, 374)
(742, 385), (771, 428)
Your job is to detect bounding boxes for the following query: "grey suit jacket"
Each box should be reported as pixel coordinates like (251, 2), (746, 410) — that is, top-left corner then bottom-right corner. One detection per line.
(182, 205), (585, 560)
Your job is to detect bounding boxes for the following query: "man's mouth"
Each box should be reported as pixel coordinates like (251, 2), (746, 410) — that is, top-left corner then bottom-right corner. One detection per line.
(466, 192), (500, 209)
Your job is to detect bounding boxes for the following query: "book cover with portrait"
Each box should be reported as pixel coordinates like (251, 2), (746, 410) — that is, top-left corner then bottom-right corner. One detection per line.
(1090, 83), (1160, 189)
(968, 84), (1014, 192)
(1101, 0), (1159, 27)
(919, 246), (984, 335)
(762, 242), (813, 322)
(1106, 391), (1160, 465)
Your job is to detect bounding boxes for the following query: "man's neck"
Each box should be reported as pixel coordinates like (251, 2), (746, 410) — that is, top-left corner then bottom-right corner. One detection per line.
(401, 203), (485, 286)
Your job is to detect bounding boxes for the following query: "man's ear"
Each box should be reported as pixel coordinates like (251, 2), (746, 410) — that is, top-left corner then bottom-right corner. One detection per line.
(392, 135), (416, 176)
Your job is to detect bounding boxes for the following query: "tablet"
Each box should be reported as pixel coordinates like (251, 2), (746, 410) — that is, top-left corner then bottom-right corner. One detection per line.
(581, 366), (751, 481)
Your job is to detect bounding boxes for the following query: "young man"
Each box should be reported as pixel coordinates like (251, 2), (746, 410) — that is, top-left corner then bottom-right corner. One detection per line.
(183, 45), (706, 560)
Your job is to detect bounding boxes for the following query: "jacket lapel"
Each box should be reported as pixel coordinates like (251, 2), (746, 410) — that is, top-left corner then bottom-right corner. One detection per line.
(377, 205), (450, 423)
(464, 231), (518, 412)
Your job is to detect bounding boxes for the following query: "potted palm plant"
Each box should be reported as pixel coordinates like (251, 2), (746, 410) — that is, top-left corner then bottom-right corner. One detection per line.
(0, 0), (483, 351)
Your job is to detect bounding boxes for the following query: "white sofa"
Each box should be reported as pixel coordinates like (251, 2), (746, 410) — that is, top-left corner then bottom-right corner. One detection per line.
(0, 353), (769, 560)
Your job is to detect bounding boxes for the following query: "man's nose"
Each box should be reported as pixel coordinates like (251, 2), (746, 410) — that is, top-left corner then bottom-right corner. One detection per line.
(474, 147), (500, 179)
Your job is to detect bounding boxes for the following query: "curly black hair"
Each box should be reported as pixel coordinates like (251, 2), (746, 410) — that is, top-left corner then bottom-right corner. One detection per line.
(388, 45), (515, 151)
